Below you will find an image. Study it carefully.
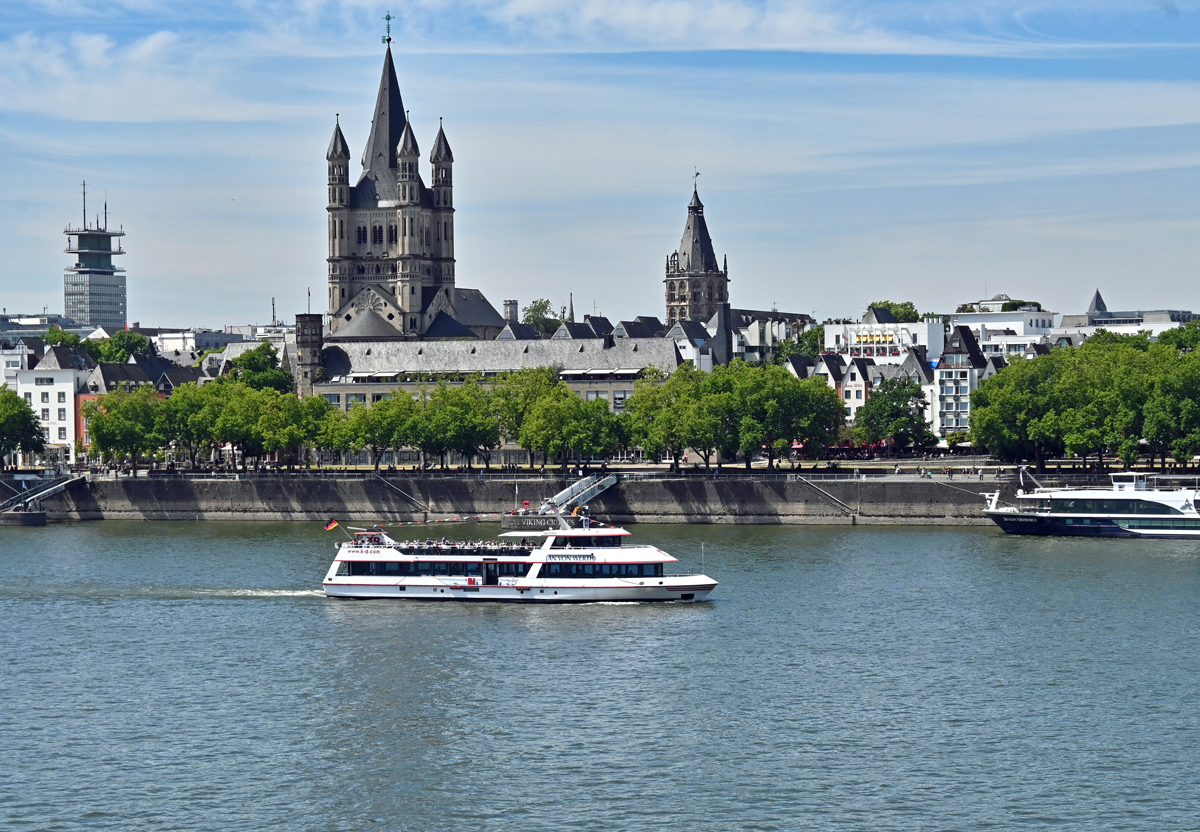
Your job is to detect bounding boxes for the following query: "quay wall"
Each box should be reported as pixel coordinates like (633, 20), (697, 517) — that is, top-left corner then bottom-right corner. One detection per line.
(39, 476), (1017, 526)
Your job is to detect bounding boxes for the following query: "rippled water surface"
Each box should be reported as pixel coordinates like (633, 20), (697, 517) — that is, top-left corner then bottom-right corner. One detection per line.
(2, 521), (1198, 830)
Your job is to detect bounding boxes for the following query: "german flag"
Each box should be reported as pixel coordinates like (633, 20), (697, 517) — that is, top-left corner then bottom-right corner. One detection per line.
(325, 519), (339, 531)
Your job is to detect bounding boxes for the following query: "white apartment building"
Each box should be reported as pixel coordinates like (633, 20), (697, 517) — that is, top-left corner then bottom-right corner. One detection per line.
(13, 345), (96, 465)
(824, 307), (945, 365)
(949, 296), (1058, 359)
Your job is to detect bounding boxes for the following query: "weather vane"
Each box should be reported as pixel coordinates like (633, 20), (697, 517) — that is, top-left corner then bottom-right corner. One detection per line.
(693, 168), (700, 189)
(382, 11), (394, 45)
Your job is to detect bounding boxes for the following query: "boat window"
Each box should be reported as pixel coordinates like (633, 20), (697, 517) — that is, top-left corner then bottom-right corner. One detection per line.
(549, 536), (568, 548)
(346, 561), (531, 577)
(1050, 498), (1183, 516)
(540, 563), (662, 579)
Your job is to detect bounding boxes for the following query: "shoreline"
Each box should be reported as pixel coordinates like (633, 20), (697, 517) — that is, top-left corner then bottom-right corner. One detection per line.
(27, 474), (1017, 526)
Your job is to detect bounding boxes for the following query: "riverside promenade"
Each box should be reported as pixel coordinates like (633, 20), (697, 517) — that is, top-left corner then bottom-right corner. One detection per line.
(27, 466), (1022, 525)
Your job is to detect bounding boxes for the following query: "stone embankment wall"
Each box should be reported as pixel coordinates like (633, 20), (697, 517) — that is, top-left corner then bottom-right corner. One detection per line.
(40, 476), (1017, 525)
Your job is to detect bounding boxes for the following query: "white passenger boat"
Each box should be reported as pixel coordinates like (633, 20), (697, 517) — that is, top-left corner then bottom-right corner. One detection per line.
(322, 524), (718, 602)
(984, 472), (1200, 538)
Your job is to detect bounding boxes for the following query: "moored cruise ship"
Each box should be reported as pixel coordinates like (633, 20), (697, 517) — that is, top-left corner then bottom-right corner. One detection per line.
(322, 524), (718, 602)
(984, 472), (1200, 538)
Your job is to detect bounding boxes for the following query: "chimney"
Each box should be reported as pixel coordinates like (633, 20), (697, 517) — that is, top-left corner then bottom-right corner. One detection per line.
(503, 299), (518, 323)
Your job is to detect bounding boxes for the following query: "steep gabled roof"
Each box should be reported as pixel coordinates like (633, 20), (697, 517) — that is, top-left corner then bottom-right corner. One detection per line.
(583, 315), (613, 336)
(326, 122), (350, 160)
(86, 362), (152, 393)
(785, 355), (814, 378)
(553, 322), (601, 340)
(451, 288), (505, 329)
(1088, 289), (1108, 315)
(34, 345), (96, 371)
(430, 123), (453, 163)
(863, 306), (897, 325)
(941, 325), (987, 368)
(495, 322), (544, 341)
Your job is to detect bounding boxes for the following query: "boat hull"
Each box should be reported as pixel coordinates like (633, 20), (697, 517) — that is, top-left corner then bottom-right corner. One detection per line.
(984, 511), (1200, 539)
(323, 579), (717, 603)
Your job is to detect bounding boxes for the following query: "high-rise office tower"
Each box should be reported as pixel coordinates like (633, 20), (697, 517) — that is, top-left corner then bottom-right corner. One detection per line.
(64, 182), (126, 330)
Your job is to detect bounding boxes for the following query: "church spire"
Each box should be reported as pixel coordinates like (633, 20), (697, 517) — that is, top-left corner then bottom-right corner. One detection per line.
(326, 120), (350, 161)
(361, 46), (407, 173)
(678, 187), (717, 273)
(430, 121), (454, 163)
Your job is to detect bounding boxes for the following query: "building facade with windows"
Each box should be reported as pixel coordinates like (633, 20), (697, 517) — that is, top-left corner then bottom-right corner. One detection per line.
(823, 307), (945, 365)
(932, 326), (1005, 437)
(13, 346), (96, 465)
(63, 196), (127, 330)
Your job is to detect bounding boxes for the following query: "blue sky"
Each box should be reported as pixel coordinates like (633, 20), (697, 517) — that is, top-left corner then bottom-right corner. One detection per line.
(2, 1), (1200, 327)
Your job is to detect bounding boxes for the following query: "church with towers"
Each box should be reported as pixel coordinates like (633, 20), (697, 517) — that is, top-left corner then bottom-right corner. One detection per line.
(323, 44), (503, 342)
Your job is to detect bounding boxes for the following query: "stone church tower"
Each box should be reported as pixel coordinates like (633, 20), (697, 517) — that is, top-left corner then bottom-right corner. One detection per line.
(326, 45), (458, 338)
(664, 188), (729, 324)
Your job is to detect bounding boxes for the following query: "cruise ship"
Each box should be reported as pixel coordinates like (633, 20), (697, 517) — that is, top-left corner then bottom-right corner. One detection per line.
(322, 524), (718, 602)
(984, 472), (1200, 538)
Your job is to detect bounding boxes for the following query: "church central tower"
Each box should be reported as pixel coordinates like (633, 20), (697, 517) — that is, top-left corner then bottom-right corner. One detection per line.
(325, 45), (456, 338)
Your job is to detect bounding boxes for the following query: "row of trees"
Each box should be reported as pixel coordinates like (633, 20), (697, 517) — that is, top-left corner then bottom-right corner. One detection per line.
(971, 323), (1200, 472)
(75, 360), (849, 474)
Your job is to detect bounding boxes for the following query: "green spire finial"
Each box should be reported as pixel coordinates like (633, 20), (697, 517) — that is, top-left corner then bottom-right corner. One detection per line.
(382, 11), (394, 45)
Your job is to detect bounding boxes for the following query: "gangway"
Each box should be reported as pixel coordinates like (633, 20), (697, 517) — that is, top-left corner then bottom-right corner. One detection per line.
(539, 474), (620, 513)
(0, 474), (86, 513)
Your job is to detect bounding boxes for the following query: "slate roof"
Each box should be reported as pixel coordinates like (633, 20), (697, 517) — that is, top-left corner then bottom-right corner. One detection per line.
(320, 338), (681, 378)
(451, 289), (505, 329)
(34, 345), (96, 372)
(327, 122), (350, 160)
(397, 120), (420, 157)
(85, 363), (152, 393)
(784, 355), (814, 378)
(583, 315), (613, 336)
(613, 320), (660, 339)
(158, 366), (204, 391)
(863, 306), (897, 325)
(423, 312), (477, 340)
(666, 319), (711, 345)
(329, 309), (402, 341)
(553, 322), (601, 340)
(813, 353), (847, 383)
(676, 188), (720, 274)
(360, 46), (406, 175)
(430, 124), (453, 163)
(730, 308), (815, 327)
(495, 322), (544, 341)
(128, 353), (178, 380)
(941, 326), (987, 368)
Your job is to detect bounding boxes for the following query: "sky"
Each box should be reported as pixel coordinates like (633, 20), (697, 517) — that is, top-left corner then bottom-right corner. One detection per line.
(2, 1), (1200, 329)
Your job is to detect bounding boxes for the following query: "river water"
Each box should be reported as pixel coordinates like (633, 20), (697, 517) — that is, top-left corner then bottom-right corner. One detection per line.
(1, 522), (1197, 830)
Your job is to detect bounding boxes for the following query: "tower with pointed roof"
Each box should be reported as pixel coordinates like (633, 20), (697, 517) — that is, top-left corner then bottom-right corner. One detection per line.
(664, 188), (728, 324)
(324, 45), (464, 339)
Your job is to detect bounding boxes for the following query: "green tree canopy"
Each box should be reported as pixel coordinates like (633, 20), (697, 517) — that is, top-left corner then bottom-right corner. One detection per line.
(230, 341), (294, 393)
(81, 386), (161, 475)
(868, 300), (921, 323)
(43, 326), (82, 347)
(521, 299), (563, 337)
(0, 386), (46, 467)
(854, 378), (936, 452)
